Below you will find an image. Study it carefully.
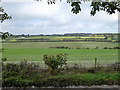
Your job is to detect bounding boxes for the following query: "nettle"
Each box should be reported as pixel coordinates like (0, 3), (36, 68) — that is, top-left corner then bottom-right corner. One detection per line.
(43, 53), (68, 74)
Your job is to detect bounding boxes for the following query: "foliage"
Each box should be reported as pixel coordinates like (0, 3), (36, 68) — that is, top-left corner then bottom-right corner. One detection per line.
(0, 32), (12, 40)
(2, 58), (7, 62)
(43, 53), (68, 74)
(103, 46), (120, 49)
(0, 7), (12, 40)
(3, 72), (119, 87)
(0, 48), (4, 52)
(90, 2), (120, 16)
(36, 0), (120, 16)
(2, 60), (40, 87)
(0, 32), (12, 64)
(0, 7), (12, 23)
(71, 1), (120, 15)
(2, 61), (119, 87)
(71, 2), (81, 14)
(50, 46), (71, 49)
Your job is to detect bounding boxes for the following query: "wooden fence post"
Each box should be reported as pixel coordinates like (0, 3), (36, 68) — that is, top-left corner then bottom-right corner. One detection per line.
(95, 57), (97, 69)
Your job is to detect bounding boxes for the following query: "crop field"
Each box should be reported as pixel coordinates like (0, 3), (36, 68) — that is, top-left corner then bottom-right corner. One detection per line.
(4, 35), (111, 43)
(9, 36), (106, 39)
(2, 42), (118, 67)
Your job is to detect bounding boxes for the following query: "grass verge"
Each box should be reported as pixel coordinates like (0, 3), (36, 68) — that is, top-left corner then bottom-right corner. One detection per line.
(2, 61), (119, 87)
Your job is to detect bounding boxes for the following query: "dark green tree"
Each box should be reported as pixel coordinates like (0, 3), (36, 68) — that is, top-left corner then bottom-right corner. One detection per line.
(0, 7), (11, 63)
(90, 2), (120, 16)
(0, 7), (12, 23)
(37, 0), (120, 16)
(0, 7), (12, 39)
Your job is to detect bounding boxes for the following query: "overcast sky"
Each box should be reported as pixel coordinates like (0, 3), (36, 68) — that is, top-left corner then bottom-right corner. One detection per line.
(1, 1), (118, 35)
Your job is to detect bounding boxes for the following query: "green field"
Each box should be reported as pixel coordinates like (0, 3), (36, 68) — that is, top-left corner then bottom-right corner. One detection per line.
(2, 42), (118, 66)
(2, 42), (118, 49)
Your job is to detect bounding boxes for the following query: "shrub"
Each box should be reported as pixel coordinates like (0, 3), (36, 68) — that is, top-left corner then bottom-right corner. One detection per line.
(2, 57), (7, 65)
(2, 61), (119, 87)
(2, 58), (7, 62)
(104, 47), (108, 49)
(43, 53), (68, 74)
(50, 46), (71, 49)
(114, 46), (120, 49)
(0, 48), (4, 52)
(76, 47), (81, 49)
(109, 47), (113, 49)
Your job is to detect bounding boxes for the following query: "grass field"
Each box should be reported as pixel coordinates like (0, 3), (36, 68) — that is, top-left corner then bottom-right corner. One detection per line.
(2, 42), (118, 49)
(2, 42), (118, 66)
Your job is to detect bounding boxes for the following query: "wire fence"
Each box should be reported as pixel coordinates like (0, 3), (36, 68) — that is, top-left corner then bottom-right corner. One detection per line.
(4, 60), (119, 68)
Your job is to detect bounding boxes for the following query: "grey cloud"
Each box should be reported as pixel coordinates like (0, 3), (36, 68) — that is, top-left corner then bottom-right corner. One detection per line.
(2, 2), (118, 35)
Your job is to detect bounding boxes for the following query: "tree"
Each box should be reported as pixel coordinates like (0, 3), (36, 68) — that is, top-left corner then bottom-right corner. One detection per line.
(0, 32), (11, 39)
(0, 7), (12, 39)
(90, 2), (120, 16)
(36, 0), (120, 16)
(0, 7), (12, 23)
(0, 7), (11, 63)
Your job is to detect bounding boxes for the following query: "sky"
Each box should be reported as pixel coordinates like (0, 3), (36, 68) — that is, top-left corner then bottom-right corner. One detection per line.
(1, 0), (118, 35)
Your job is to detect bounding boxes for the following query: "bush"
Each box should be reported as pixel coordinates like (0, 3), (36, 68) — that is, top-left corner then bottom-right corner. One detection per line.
(2, 61), (119, 87)
(43, 53), (68, 74)
(109, 47), (113, 49)
(2, 58), (7, 62)
(50, 46), (71, 49)
(0, 48), (4, 52)
(114, 46), (120, 49)
(76, 47), (81, 49)
(104, 47), (108, 49)
(2, 57), (7, 65)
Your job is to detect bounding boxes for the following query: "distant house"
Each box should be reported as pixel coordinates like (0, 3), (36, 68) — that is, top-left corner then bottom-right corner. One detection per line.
(18, 37), (25, 38)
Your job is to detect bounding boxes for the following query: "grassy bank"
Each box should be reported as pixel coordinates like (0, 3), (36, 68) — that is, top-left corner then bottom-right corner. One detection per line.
(2, 61), (119, 87)
(3, 73), (119, 87)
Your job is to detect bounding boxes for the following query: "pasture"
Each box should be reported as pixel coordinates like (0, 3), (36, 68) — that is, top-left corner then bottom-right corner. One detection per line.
(2, 42), (118, 49)
(2, 42), (118, 66)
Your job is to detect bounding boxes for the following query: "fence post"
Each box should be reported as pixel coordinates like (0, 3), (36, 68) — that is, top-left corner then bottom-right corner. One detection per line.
(95, 57), (97, 69)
